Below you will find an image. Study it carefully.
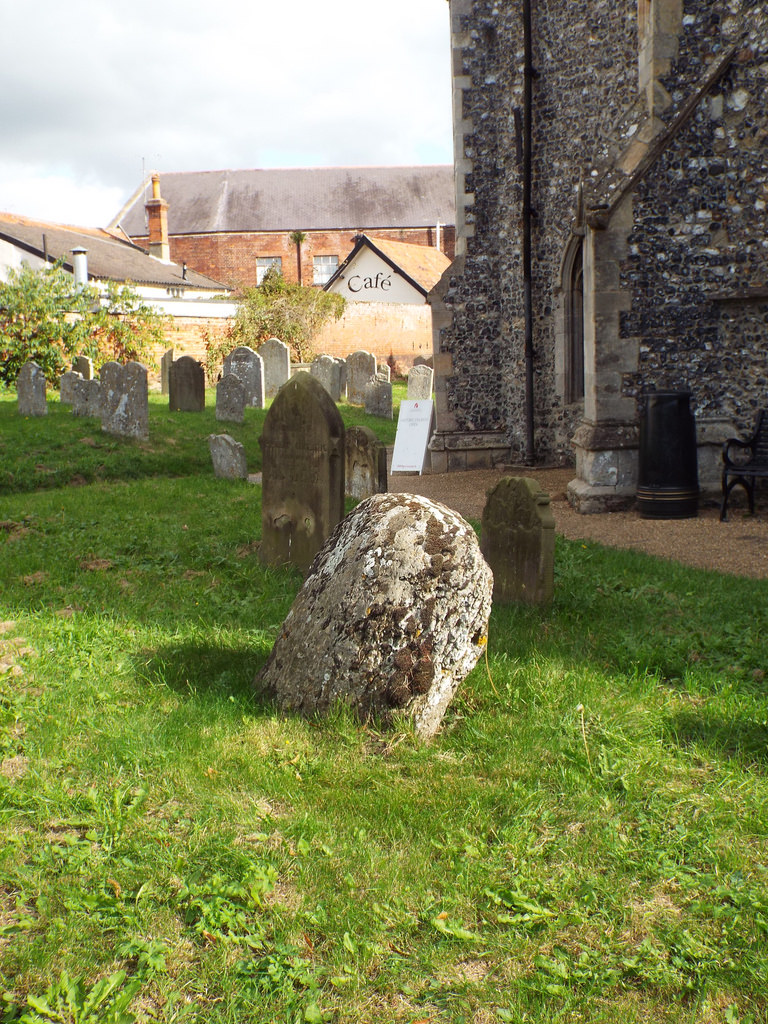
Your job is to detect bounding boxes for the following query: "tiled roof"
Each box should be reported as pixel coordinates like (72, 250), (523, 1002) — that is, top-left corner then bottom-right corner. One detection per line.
(362, 236), (451, 293)
(113, 166), (455, 236)
(0, 211), (226, 290)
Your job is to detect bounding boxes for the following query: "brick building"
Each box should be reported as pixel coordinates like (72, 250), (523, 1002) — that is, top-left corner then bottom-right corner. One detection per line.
(112, 166), (456, 291)
(430, 0), (768, 509)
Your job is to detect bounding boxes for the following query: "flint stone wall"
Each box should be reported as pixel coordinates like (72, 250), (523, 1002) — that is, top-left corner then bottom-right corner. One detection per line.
(257, 492), (493, 740)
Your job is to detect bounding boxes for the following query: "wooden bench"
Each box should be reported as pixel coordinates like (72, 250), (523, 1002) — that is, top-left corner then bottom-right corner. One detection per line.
(720, 410), (768, 520)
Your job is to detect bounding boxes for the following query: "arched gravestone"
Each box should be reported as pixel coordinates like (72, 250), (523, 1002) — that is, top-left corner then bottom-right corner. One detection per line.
(345, 425), (387, 500)
(223, 346), (265, 408)
(310, 354), (343, 402)
(346, 350), (377, 405)
(258, 337), (291, 399)
(480, 477), (555, 605)
(100, 361), (149, 440)
(169, 355), (205, 412)
(17, 361), (47, 416)
(216, 373), (247, 423)
(259, 372), (345, 574)
(408, 364), (434, 400)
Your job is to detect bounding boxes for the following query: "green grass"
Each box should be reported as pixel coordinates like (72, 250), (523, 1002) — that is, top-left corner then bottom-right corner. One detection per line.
(1, 387), (767, 1023)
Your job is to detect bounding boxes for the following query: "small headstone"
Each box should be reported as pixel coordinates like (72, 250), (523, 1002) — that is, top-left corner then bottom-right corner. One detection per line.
(60, 370), (83, 404)
(169, 355), (205, 412)
(101, 361), (149, 440)
(208, 434), (248, 479)
(259, 371), (345, 574)
(256, 492), (494, 740)
(408, 364), (434, 400)
(223, 346), (265, 408)
(346, 350), (377, 405)
(216, 373), (247, 423)
(72, 355), (93, 380)
(335, 358), (348, 399)
(258, 337), (291, 399)
(480, 477), (555, 605)
(71, 378), (102, 418)
(310, 354), (343, 402)
(160, 348), (175, 395)
(345, 425), (387, 499)
(16, 361), (47, 416)
(378, 364), (391, 383)
(364, 377), (393, 419)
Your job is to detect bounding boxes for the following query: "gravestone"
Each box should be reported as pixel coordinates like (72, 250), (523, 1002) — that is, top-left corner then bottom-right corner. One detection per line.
(17, 361), (47, 416)
(160, 348), (175, 394)
(216, 374), (247, 423)
(346, 350), (377, 405)
(71, 378), (102, 418)
(335, 358), (348, 399)
(59, 370), (83, 404)
(377, 364), (391, 383)
(72, 355), (93, 380)
(223, 346), (265, 408)
(256, 492), (494, 741)
(100, 361), (149, 440)
(364, 377), (393, 419)
(208, 434), (248, 479)
(259, 371), (345, 574)
(258, 337), (291, 399)
(169, 355), (205, 412)
(480, 477), (555, 605)
(310, 354), (343, 402)
(408, 364), (434, 400)
(345, 425), (387, 499)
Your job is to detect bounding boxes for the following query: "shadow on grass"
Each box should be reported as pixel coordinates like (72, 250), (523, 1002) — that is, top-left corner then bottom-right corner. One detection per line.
(664, 710), (768, 768)
(136, 639), (276, 713)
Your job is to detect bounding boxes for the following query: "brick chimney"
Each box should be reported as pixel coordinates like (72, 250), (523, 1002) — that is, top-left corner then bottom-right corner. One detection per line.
(145, 172), (170, 262)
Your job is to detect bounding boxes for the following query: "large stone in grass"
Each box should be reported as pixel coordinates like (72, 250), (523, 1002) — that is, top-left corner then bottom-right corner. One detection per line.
(257, 492), (493, 740)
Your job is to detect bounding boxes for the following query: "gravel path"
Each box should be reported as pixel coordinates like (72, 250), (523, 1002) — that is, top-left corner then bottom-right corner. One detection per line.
(389, 465), (768, 580)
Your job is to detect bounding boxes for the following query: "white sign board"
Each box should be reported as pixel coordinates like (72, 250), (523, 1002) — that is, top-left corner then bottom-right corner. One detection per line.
(391, 399), (434, 474)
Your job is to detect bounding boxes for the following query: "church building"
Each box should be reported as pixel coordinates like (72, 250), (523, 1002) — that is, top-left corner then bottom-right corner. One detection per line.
(430, 0), (768, 509)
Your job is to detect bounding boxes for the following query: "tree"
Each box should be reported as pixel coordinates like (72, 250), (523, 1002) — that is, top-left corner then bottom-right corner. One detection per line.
(230, 267), (345, 363)
(0, 263), (166, 387)
(289, 230), (307, 286)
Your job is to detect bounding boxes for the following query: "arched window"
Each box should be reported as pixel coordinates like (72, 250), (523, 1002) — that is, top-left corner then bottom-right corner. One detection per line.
(560, 236), (585, 404)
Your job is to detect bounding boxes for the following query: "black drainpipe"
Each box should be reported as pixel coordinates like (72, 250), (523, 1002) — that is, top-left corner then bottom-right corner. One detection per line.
(522, 0), (535, 464)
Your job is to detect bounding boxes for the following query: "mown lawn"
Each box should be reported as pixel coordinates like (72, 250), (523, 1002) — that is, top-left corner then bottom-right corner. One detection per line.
(1, 389), (767, 1024)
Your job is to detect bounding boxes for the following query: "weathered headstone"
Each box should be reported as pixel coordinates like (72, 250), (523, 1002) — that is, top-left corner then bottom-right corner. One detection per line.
(408, 364), (434, 400)
(216, 373), (247, 423)
(346, 350), (377, 405)
(72, 355), (93, 380)
(169, 355), (205, 412)
(223, 346), (265, 408)
(310, 354), (343, 402)
(16, 361), (47, 416)
(480, 477), (555, 605)
(256, 492), (494, 740)
(258, 337), (291, 399)
(160, 348), (175, 395)
(377, 364), (391, 383)
(364, 377), (393, 419)
(59, 370), (83, 404)
(100, 361), (149, 440)
(259, 371), (345, 574)
(345, 425), (387, 499)
(208, 434), (248, 479)
(71, 378), (102, 418)
(335, 357), (348, 399)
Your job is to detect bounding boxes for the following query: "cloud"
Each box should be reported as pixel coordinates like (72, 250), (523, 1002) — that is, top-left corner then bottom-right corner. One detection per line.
(0, 0), (453, 225)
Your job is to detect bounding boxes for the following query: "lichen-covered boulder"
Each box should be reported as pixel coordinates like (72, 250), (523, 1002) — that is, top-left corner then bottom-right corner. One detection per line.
(256, 492), (493, 739)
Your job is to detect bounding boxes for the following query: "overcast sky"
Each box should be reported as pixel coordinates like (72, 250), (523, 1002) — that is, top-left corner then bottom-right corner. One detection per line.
(1, 1), (453, 227)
